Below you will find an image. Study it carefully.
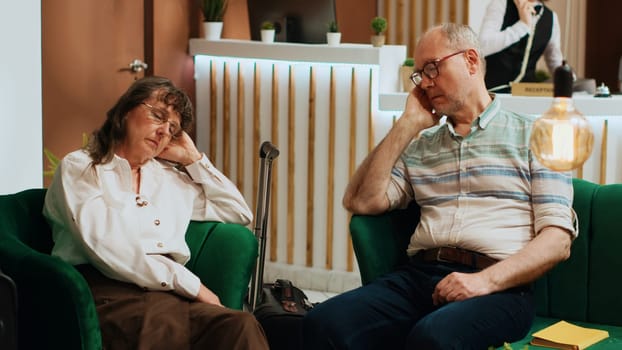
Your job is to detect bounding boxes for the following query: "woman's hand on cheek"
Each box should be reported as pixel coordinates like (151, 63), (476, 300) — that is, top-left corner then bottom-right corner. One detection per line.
(157, 132), (202, 166)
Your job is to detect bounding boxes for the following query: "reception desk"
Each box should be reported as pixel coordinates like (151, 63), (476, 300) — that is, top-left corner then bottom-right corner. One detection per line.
(379, 92), (622, 185)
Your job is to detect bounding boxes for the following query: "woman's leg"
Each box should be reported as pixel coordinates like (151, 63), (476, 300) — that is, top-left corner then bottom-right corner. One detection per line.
(77, 264), (268, 350)
(189, 303), (268, 350)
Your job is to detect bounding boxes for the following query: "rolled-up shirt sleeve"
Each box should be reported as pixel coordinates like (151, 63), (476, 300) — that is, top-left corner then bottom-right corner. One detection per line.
(386, 156), (416, 211)
(530, 155), (577, 238)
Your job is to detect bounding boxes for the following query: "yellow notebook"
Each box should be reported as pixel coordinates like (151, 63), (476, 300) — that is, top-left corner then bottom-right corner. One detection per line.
(530, 320), (609, 350)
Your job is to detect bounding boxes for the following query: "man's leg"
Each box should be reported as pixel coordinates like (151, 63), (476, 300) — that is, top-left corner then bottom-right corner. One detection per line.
(303, 268), (436, 350)
(407, 288), (535, 350)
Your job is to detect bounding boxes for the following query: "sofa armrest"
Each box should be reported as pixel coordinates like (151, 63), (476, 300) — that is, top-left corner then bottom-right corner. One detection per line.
(0, 241), (101, 349)
(185, 222), (258, 310)
(350, 202), (420, 285)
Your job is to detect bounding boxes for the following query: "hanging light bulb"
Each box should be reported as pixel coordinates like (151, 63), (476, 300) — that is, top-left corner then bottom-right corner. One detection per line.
(529, 61), (594, 171)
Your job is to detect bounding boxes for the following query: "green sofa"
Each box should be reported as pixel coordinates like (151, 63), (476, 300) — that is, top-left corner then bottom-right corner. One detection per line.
(0, 188), (258, 350)
(350, 178), (622, 349)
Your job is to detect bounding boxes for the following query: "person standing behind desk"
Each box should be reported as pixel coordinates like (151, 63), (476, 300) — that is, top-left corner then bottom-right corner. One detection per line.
(479, 0), (563, 92)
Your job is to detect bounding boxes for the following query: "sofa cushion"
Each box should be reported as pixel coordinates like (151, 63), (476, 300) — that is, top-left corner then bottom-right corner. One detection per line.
(588, 183), (622, 326)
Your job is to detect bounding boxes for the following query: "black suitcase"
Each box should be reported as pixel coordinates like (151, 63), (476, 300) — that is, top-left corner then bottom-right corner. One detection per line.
(247, 141), (313, 350)
(0, 268), (18, 350)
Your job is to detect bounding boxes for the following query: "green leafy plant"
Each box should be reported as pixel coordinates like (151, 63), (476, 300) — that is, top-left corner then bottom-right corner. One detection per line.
(201, 0), (228, 22)
(328, 20), (339, 33)
(535, 69), (550, 82)
(261, 21), (275, 30)
(371, 16), (387, 35)
(403, 57), (414, 67)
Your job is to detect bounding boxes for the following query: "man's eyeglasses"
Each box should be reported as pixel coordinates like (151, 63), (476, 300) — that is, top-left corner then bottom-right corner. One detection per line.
(141, 102), (182, 139)
(410, 50), (467, 86)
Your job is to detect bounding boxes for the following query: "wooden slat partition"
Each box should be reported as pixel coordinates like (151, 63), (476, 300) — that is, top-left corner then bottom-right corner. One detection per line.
(306, 67), (316, 267)
(209, 60), (217, 161)
(395, 0), (405, 45)
(436, 0), (444, 24)
(382, 0), (471, 58)
(422, 0), (430, 35)
(347, 67), (358, 272)
(462, 0), (469, 26)
(270, 64), (279, 262)
(201, 56), (387, 284)
(600, 119), (608, 184)
(223, 62), (231, 177)
(326, 67), (336, 269)
(252, 63), (261, 208)
(383, 0), (391, 38)
(236, 62), (245, 191)
(408, 0), (418, 54)
(287, 65), (296, 264)
(450, 0), (458, 22)
(368, 68), (374, 152)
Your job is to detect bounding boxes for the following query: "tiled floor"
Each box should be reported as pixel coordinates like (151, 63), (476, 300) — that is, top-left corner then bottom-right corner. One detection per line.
(303, 289), (339, 304)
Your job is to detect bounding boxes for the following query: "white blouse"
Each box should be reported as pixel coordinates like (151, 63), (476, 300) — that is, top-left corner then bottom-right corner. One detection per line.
(43, 150), (252, 300)
(478, 0), (563, 74)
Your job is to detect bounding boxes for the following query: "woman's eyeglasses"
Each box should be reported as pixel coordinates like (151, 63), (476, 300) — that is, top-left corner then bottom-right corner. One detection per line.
(141, 102), (182, 139)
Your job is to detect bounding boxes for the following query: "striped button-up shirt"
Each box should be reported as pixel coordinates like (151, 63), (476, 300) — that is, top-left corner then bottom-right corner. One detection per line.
(387, 96), (576, 260)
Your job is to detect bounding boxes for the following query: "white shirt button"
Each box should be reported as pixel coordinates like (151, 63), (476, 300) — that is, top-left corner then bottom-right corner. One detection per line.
(157, 242), (164, 248)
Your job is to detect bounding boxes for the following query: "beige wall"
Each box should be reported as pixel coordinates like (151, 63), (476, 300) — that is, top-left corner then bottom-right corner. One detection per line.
(1, 1), (42, 194)
(220, 0), (377, 44)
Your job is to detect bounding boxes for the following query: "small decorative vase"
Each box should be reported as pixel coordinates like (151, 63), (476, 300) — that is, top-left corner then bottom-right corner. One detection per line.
(203, 21), (223, 40)
(261, 29), (275, 43)
(326, 32), (341, 46)
(371, 35), (385, 47)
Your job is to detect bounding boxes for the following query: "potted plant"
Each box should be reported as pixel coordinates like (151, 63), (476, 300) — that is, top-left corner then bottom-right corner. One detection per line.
(400, 57), (415, 92)
(326, 20), (341, 46)
(370, 16), (387, 47)
(261, 21), (275, 43)
(201, 0), (228, 40)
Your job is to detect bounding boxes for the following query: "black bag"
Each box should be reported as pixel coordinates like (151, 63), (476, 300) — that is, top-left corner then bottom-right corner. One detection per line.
(253, 279), (314, 350)
(254, 279), (314, 319)
(247, 142), (314, 350)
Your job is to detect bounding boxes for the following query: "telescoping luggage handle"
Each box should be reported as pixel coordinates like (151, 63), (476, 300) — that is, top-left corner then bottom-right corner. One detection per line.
(248, 141), (280, 311)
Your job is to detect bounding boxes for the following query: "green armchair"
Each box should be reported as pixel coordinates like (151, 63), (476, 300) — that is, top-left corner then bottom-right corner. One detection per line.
(350, 178), (622, 349)
(0, 188), (258, 350)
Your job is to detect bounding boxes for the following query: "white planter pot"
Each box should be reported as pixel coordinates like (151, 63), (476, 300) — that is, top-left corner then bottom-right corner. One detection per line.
(203, 21), (223, 40)
(261, 29), (275, 43)
(326, 32), (341, 46)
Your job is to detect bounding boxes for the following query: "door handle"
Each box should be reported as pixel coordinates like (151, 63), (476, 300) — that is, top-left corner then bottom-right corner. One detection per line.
(127, 59), (148, 73)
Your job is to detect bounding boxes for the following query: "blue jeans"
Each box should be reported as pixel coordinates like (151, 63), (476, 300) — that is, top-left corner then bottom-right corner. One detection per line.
(302, 260), (535, 350)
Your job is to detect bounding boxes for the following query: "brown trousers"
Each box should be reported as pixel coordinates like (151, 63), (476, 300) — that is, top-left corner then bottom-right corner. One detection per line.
(76, 265), (268, 350)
